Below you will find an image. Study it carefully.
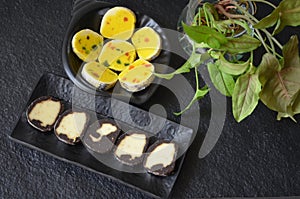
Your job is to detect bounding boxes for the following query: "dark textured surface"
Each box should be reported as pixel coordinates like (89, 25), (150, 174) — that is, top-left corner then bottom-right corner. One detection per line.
(1, 0), (300, 199)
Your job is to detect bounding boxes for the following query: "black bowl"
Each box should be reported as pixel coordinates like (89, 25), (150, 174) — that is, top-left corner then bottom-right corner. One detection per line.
(62, 0), (171, 104)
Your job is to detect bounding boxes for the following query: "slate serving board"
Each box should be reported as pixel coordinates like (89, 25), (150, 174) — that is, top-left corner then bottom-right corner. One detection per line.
(9, 73), (193, 199)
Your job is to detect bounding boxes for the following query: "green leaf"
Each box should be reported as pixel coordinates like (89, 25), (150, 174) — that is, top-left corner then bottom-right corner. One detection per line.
(219, 35), (261, 54)
(232, 73), (261, 122)
(254, 0), (300, 34)
(256, 53), (281, 85)
(182, 22), (228, 48)
(274, 0), (300, 34)
(254, 9), (279, 29)
(218, 55), (250, 76)
(282, 35), (300, 69)
(258, 49), (300, 113)
(259, 64), (294, 113)
(154, 52), (203, 80)
(277, 112), (288, 120)
(174, 85), (210, 116)
(207, 37), (221, 49)
(276, 112), (297, 122)
(292, 91), (300, 114)
(207, 62), (235, 97)
(277, 90), (300, 121)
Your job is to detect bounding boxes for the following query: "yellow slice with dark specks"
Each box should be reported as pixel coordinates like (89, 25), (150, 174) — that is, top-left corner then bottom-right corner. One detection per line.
(81, 61), (118, 90)
(72, 29), (103, 62)
(131, 27), (161, 61)
(100, 7), (136, 40)
(98, 40), (136, 71)
(118, 59), (155, 92)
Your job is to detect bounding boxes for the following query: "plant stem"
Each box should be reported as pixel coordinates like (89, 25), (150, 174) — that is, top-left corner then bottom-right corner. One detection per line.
(195, 65), (199, 89)
(232, 1), (283, 50)
(250, 50), (254, 64)
(264, 30), (283, 49)
(173, 66), (199, 116)
(203, 3), (210, 27)
(266, 31), (276, 54)
(254, 29), (270, 53)
(214, 3), (250, 21)
(198, 7), (201, 25)
(245, 0), (276, 9)
(193, 7), (202, 25)
(266, 45), (283, 59)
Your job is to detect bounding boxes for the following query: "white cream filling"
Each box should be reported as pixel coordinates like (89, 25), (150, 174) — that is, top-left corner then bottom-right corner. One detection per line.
(56, 112), (87, 141)
(28, 99), (61, 127)
(115, 133), (146, 160)
(145, 143), (176, 169)
(90, 123), (117, 142)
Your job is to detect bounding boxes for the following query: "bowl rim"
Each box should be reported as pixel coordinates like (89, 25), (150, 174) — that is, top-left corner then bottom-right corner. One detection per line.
(62, 1), (114, 97)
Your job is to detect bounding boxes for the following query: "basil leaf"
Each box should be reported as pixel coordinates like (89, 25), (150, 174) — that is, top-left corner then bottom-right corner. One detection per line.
(218, 55), (250, 76)
(276, 112), (297, 122)
(232, 73), (261, 122)
(207, 62), (235, 96)
(182, 22), (228, 49)
(274, 0), (300, 34)
(254, 0), (300, 34)
(174, 86), (210, 116)
(154, 52), (202, 80)
(256, 53), (281, 86)
(258, 59), (295, 113)
(219, 35), (261, 54)
(256, 53), (280, 85)
(282, 35), (300, 69)
(207, 37), (221, 49)
(292, 91), (300, 114)
(254, 9), (279, 29)
(258, 49), (300, 113)
(277, 90), (300, 121)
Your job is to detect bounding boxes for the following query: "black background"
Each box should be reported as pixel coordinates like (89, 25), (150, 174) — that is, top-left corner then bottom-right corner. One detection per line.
(1, 0), (299, 198)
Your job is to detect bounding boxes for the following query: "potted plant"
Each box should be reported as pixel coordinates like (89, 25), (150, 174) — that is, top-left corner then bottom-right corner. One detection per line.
(155, 0), (300, 122)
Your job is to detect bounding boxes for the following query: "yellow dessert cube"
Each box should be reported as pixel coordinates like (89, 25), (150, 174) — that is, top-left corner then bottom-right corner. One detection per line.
(100, 7), (136, 40)
(131, 27), (161, 61)
(98, 40), (136, 71)
(71, 29), (103, 62)
(119, 59), (155, 92)
(81, 61), (118, 90)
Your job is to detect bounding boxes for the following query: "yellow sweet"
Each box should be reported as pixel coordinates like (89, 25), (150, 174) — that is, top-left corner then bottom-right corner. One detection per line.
(81, 61), (118, 90)
(71, 29), (103, 62)
(98, 40), (136, 71)
(100, 7), (136, 40)
(119, 59), (155, 92)
(131, 27), (161, 61)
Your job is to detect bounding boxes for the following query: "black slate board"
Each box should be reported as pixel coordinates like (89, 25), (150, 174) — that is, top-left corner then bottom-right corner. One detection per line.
(9, 73), (193, 199)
